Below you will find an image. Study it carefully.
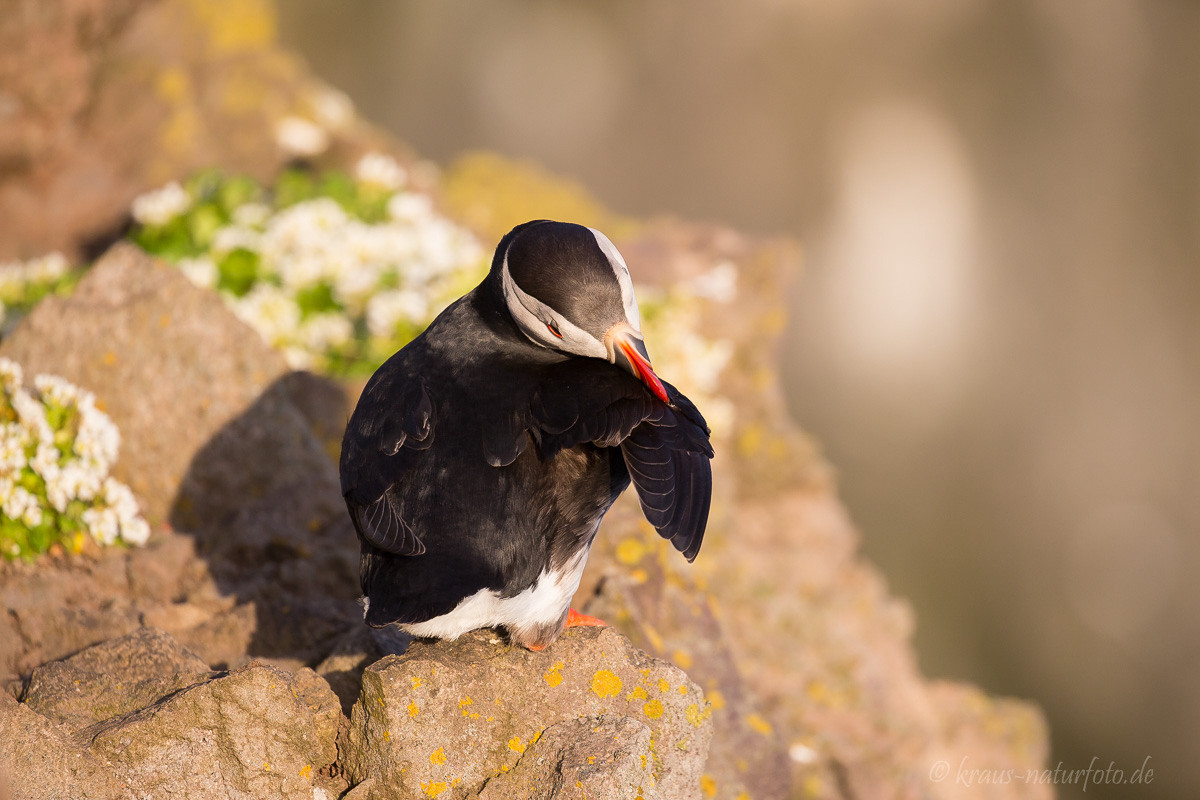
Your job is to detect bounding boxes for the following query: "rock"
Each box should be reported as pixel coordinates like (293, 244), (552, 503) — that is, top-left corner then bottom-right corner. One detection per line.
(86, 663), (342, 799)
(476, 716), (659, 800)
(22, 627), (212, 731)
(0, 0), (406, 262)
(0, 242), (298, 525)
(585, 560), (791, 800)
(343, 627), (712, 800)
(0, 691), (127, 800)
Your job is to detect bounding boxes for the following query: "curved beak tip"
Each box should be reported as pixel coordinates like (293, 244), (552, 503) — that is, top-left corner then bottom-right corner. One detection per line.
(617, 339), (669, 403)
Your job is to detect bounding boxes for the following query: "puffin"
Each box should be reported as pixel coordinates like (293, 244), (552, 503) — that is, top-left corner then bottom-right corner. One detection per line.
(339, 220), (713, 651)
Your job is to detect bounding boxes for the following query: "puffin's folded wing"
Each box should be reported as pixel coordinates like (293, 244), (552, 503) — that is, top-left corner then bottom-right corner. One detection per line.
(340, 377), (434, 556)
(532, 367), (714, 561)
(620, 384), (714, 561)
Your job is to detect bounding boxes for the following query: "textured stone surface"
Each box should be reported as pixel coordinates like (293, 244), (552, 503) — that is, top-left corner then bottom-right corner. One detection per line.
(0, 691), (127, 800)
(477, 716), (660, 800)
(0, 0), (406, 263)
(23, 626), (212, 731)
(87, 663), (341, 798)
(0, 243), (297, 525)
(343, 627), (713, 800)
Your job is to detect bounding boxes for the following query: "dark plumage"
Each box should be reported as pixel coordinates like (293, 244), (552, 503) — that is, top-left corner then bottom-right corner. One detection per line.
(339, 220), (713, 650)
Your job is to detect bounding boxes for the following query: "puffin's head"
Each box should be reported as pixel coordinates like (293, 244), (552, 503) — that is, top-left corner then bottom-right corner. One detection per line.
(496, 220), (668, 402)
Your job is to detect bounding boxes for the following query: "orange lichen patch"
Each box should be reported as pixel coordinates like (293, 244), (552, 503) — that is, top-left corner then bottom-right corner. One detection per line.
(707, 690), (726, 710)
(407, 702), (420, 717)
(629, 685), (649, 701)
(616, 537), (647, 565)
(543, 662), (565, 687)
(686, 703), (712, 728)
(657, 679), (670, 693)
(430, 747), (447, 765)
(678, 684), (688, 695)
(459, 697), (474, 716)
(591, 669), (622, 698)
(410, 676), (424, 690)
(736, 792), (752, 800)
(700, 774), (718, 798)
(421, 781), (448, 798)
(299, 764), (312, 780)
(262, 762), (270, 771)
(671, 649), (694, 670)
(630, 567), (649, 584)
(102, 351), (118, 366)
(746, 713), (773, 735)
(383, 730), (391, 742)
(803, 774), (824, 797)
(508, 736), (526, 754)
(643, 699), (664, 719)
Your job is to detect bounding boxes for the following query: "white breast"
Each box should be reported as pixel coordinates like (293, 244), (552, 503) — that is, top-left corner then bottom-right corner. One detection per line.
(396, 548), (591, 641)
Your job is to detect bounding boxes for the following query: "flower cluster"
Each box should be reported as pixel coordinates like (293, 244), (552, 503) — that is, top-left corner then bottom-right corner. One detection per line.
(0, 359), (149, 560)
(129, 155), (737, 430)
(131, 156), (485, 375)
(0, 252), (78, 337)
(639, 261), (739, 436)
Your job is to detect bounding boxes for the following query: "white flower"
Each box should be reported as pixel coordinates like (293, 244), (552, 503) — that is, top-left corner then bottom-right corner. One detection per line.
(211, 225), (262, 256)
(0, 358), (23, 395)
(386, 192), (434, 223)
(82, 507), (119, 546)
(3, 486), (36, 524)
(367, 290), (428, 339)
(309, 86), (355, 131)
(232, 202), (272, 228)
(299, 313), (354, 352)
(178, 257), (219, 289)
(120, 516), (150, 546)
(24, 253), (70, 283)
(688, 261), (738, 304)
(275, 116), (329, 158)
(131, 182), (191, 226)
(0, 423), (27, 475)
(231, 284), (301, 347)
(355, 153), (407, 191)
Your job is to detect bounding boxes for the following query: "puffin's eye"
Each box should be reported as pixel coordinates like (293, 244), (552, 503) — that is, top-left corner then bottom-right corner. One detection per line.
(546, 320), (563, 338)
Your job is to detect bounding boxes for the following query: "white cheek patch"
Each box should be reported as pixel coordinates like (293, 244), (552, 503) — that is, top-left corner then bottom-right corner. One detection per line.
(501, 251), (607, 359)
(588, 227), (641, 331)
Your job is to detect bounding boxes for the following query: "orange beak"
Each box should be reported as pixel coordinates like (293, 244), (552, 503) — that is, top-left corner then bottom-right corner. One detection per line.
(606, 323), (669, 403)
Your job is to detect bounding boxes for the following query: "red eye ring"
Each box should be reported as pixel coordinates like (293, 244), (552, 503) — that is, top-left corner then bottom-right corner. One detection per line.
(546, 321), (563, 338)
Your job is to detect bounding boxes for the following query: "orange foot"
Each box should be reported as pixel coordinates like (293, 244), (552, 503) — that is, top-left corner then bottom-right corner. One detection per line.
(565, 608), (607, 629)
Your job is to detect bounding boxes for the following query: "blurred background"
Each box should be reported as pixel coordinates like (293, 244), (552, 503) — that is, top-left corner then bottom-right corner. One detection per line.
(278, 1), (1196, 798)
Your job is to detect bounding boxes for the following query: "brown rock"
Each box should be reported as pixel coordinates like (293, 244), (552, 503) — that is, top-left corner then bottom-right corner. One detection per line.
(86, 663), (341, 799)
(0, 692), (127, 800)
(0, 242), (341, 532)
(476, 715), (660, 800)
(23, 627), (212, 731)
(343, 627), (712, 800)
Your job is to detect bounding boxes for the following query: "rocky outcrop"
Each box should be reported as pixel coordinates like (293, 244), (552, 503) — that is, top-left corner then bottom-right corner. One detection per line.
(0, 242), (336, 528)
(0, 1), (1053, 798)
(343, 627), (712, 800)
(23, 627), (213, 731)
(1, 630), (344, 800)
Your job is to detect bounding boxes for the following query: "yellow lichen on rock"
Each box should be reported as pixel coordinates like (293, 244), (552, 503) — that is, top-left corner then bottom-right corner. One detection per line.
(543, 662), (565, 688)
(443, 151), (638, 244)
(429, 747), (446, 765)
(643, 699), (664, 719)
(591, 669), (623, 698)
